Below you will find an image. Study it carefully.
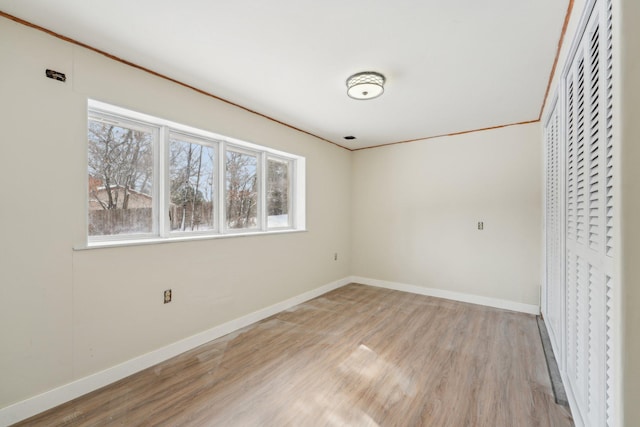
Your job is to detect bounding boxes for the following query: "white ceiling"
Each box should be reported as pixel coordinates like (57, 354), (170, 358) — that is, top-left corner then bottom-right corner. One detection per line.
(0, 0), (569, 149)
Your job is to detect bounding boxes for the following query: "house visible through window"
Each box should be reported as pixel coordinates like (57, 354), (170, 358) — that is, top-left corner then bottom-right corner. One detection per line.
(88, 116), (156, 236)
(87, 100), (305, 246)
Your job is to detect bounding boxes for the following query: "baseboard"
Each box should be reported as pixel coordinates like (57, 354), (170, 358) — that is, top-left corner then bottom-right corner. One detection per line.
(0, 275), (539, 425)
(0, 277), (351, 426)
(350, 276), (540, 315)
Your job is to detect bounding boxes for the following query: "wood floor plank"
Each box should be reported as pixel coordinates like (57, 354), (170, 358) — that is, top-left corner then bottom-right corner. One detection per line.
(14, 284), (573, 426)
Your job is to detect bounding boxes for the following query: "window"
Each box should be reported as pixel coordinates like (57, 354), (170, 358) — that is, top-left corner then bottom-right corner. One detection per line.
(169, 133), (216, 233)
(225, 149), (258, 230)
(87, 100), (305, 246)
(88, 114), (157, 237)
(266, 157), (291, 228)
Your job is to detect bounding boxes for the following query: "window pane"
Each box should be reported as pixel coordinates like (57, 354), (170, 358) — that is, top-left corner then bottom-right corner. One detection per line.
(88, 119), (154, 236)
(267, 158), (291, 228)
(169, 135), (216, 232)
(225, 150), (258, 229)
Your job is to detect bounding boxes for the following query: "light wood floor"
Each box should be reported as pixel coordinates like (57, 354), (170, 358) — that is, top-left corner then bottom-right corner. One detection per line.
(15, 284), (573, 426)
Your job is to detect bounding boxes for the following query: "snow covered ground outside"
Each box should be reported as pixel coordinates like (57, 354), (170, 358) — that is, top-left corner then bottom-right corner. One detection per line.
(268, 214), (289, 228)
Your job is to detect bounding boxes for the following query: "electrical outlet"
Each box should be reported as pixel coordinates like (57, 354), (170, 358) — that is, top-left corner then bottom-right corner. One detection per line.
(164, 289), (172, 304)
(478, 221), (484, 230)
(334, 252), (338, 261)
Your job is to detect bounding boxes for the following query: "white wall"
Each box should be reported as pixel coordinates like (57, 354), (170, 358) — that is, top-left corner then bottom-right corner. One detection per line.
(620, 0), (640, 424)
(0, 18), (351, 409)
(3, 4), (604, 420)
(351, 123), (542, 306)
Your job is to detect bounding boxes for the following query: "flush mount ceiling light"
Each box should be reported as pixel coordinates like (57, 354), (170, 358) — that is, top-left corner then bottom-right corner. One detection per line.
(346, 71), (385, 100)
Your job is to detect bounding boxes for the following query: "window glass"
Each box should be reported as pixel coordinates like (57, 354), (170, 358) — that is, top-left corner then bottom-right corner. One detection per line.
(225, 150), (258, 229)
(88, 118), (154, 236)
(267, 158), (291, 228)
(169, 134), (216, 232)
(87, 100), (303, 246)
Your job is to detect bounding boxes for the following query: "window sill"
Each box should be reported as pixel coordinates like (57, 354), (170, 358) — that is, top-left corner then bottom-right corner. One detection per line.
(74, 228), (307, 250)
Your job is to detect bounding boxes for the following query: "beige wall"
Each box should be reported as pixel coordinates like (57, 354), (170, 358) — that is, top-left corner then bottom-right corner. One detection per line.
(0, 18), (351, 408)
(7, 1), (636, 421)
(620, 0), (640, 424)
(351, 123), (543, 306)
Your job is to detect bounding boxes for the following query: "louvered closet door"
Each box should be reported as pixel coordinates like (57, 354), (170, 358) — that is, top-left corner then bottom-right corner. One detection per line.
(562, 0), (615, 425)
(543, 101), (563, 358)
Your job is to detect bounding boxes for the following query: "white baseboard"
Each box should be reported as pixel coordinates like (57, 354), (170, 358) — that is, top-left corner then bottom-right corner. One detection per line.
(0, 277), (351, 426)
(349, 276), (540, 315)
(1, 275), (540, 425)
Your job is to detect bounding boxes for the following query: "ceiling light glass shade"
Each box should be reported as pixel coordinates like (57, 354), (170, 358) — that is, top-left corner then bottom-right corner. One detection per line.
(346, 71), (385, 100)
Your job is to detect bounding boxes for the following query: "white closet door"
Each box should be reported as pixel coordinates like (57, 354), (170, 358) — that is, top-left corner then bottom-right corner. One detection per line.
(558, 0), (615, 425)
(543, 100), (563, 358)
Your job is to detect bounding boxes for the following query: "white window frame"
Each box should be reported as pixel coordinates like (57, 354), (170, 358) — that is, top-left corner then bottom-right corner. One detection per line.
(223, 144), (262, 233)
(86, 100), (305, 248)
(165, 130), (219, 238)
(87, 110), (160, 243)
(265, 155), (295, 230)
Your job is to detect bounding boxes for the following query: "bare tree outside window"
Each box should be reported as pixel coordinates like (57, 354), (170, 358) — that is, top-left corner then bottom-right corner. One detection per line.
(225, 150), (258, 229)
(86, 101), (303, 245)
(169, 136), (215, 232)
(267, 158), (290, 227)
(87, 119), (154, 236)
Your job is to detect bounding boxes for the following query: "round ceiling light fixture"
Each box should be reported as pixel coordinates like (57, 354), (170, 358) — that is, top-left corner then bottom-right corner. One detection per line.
(346, 71), (385, 100)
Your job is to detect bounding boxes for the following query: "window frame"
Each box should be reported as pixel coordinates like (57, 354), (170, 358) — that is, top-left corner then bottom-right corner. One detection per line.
(86, 100), (305, 248)
(87, 110), (160, 243)
(223, 144), (262, 233)
(165, 130), (219, 237)
(265, 155), (295, 230)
